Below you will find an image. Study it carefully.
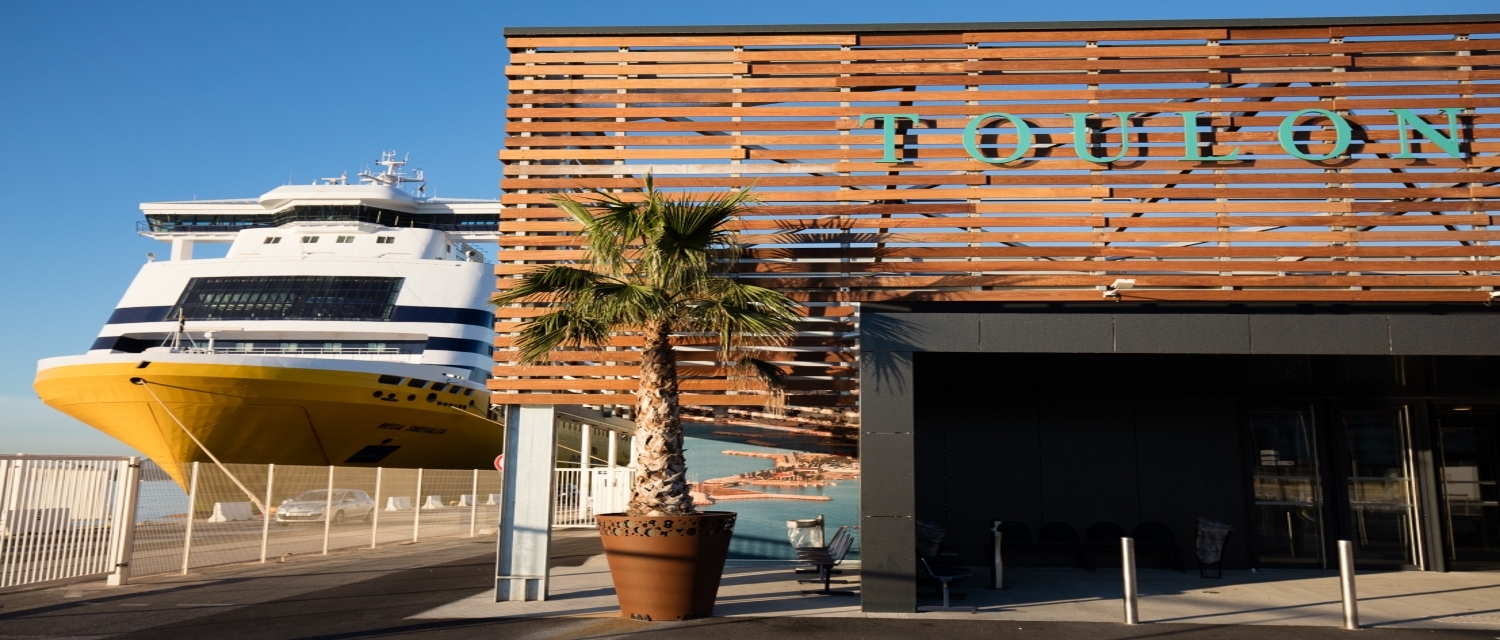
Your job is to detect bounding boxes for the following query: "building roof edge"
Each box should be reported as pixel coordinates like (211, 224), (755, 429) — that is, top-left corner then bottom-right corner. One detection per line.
(503, 13), (1500, 37)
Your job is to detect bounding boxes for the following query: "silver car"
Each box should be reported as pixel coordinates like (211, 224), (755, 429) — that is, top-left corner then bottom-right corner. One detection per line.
(274, 489), (376, 525)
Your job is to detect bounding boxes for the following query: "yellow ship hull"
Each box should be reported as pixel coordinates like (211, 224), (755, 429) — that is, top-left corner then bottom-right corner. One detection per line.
(34, 354), (502, 487)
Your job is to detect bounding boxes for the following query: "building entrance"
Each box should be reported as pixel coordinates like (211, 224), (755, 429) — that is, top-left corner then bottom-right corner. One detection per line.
(1435, 408), (1500, 569)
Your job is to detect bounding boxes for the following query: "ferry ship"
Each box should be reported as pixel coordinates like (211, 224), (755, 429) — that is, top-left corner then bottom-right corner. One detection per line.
(34, 153), (505, 485)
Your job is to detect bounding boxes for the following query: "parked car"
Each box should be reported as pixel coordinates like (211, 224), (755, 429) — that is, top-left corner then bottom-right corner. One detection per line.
(274, 489), (376, 525)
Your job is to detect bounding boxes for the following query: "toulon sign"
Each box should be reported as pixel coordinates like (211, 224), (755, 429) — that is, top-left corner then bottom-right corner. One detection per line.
(856, 108), (1465, 164)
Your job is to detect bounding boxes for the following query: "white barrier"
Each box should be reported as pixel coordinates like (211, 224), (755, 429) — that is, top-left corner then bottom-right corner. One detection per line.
(385, 496), (412, 511)
(0, 455), (138, 589)
(421, 495), (444, 510)
(458, 494), (476, 508)
(206, 502), (253, 523)
(1, 508), (71, 536)
(485, 493), (501, 506)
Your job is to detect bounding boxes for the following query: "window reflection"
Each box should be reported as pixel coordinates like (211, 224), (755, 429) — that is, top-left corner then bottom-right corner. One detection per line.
(1249, 410), (1325, 566)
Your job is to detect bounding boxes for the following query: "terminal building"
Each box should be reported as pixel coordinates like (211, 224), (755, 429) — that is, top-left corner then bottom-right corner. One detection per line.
(492, 14), (1500, 612)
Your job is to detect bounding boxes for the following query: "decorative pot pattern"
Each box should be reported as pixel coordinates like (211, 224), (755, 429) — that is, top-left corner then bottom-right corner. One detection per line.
(596, 511), (737, 621)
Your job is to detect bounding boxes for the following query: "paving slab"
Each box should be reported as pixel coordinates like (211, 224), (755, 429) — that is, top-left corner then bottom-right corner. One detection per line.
(417, 558), (1500, 631)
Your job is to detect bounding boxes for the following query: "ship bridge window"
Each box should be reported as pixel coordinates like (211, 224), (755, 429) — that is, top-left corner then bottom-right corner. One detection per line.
(336, 236), (355, 244)
(430, 382), (447, 392)
(301, 236), (320, 243)
(377, 375), (404, 385)
(263, 237), (282, 244)
(407, 379), (428, 389)
(168, 276), (404, 321)
(376, 236), (395, 244)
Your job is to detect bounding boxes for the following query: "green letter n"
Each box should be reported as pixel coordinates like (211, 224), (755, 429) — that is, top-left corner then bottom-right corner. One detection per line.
(858, 114), (921, 163)
(1391, 108), (1464, 159)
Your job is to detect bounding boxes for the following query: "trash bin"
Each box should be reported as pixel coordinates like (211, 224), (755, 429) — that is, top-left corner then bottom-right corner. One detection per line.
(1195, 517), (1234, 578)
(786, 514), (825, 549)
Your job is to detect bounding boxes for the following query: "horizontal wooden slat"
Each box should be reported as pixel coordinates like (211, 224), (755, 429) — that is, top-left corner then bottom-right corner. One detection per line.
(495, 19), (1500, 422)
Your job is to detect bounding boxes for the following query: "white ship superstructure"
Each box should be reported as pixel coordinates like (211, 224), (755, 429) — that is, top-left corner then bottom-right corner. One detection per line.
(35, 153), (507, 483)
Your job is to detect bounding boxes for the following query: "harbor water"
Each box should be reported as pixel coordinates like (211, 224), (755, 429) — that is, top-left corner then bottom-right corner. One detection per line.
(682, 423), (859, 560)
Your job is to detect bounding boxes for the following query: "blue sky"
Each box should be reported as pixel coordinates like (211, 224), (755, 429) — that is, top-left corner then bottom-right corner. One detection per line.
(0, 0), (1467, 454)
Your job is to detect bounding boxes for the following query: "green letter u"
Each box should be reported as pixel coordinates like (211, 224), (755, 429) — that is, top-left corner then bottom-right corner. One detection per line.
(1066, 112), (1134, 164)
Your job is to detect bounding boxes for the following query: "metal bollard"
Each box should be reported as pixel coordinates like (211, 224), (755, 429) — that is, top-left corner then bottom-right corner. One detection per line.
(1338, 540), (1359, 630)
(988, 520), (1005, 589)
(1122, 537), (1139, 625)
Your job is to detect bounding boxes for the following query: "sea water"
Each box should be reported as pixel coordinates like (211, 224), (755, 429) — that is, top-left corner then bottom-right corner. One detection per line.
(682, 423), (859, 560)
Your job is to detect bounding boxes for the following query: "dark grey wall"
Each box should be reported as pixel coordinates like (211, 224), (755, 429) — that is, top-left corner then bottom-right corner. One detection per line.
(858, 305), (1500, 613)
(914, 367), (1248, 569)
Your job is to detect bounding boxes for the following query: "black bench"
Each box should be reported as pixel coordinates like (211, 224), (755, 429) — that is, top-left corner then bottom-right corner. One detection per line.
(797, 525), (856, 596)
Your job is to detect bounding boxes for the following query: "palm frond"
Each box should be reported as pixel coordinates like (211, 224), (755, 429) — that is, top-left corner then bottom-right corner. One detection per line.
(730, 355), (787, 415)
(512, 309), (611, 363)
(490, 265), (607, 306)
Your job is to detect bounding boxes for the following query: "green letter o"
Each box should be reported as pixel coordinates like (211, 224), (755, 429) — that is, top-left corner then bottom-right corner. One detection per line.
(1278, 109), (1352, 161)
(962, 112), (1033, 164)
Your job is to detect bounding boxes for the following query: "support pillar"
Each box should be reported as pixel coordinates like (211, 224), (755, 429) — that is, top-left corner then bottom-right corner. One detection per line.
(860, 350), (916, 613)
(495, 405), (558, 601)
(579, 423), (592, 517)
(170, 238), (195, 261)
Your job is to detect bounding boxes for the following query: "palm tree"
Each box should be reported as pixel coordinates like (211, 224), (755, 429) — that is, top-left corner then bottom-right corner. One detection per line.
(491, 178), (800, 517)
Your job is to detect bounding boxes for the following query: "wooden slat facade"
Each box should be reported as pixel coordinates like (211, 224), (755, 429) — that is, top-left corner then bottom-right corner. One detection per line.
(494, 16), (1500, 425)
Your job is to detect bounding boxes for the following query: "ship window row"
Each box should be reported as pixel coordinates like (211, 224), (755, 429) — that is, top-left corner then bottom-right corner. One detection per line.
(93, 335), (492, 356)
(378, 374), (475, 395)
(105, 303), (494, 328)
(140, 205), (499, 234)
(170, 276), (404, 321)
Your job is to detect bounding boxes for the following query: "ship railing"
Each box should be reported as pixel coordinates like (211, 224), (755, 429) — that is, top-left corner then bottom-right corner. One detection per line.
(183, 347), (418, 362)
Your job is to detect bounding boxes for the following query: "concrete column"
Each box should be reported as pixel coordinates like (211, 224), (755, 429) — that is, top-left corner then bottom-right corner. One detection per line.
(860, 350), (916, 613)
(495, 405), (558, 601)
(170, 238), (195, 261)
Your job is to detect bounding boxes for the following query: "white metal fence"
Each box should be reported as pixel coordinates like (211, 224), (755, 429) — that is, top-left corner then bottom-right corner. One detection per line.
(1, 455), (139, 588)
(2, 456), (642, 591)
(553, 467), (633, 528)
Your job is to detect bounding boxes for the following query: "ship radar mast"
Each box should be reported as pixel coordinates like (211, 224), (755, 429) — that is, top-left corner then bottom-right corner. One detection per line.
(357, 150), (427, 196)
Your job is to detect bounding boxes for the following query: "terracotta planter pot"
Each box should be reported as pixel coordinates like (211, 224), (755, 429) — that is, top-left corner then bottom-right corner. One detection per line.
(596, 511), (736, 621)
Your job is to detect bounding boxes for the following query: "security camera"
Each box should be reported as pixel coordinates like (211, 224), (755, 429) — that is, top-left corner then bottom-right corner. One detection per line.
(1103, 279), (1136, 299)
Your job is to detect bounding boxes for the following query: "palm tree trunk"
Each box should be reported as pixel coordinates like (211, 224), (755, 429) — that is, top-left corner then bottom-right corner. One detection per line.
(629, 320), (693, 516)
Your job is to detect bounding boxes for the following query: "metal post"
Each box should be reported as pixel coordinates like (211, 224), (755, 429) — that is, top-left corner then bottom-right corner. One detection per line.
(1122, 537), (1139, 625)
(469, 469), (479, 537)
(987, 520), (1004, 589)
(370, 467), (382, 549)
(412, 468), (423, 543)
(107, 457), (141, 586)
(1338, 540), (1359, 630)
(579, 424), (592, 520)
(259, 464), (275, 563)
(321, 465), (334, 555)
(180, 462), (199, 575)
(607, 431), (618, 469)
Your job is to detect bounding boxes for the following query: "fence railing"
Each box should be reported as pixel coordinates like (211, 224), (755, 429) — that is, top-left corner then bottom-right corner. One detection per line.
(553, 467), (633, 528)
(140, 461), (504, 578)
(2, 457), (646, 590)
(1, 455), (139, 589)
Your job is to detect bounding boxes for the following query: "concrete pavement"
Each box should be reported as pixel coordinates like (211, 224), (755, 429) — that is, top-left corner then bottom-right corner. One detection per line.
(2, 530), (1496, 639)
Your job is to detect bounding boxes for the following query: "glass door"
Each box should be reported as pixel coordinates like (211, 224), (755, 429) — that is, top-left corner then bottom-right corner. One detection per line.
(1337, 409), (1421, 566)
(1248, 409), (1325, 566)
(1436, 410), (1500, 569)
